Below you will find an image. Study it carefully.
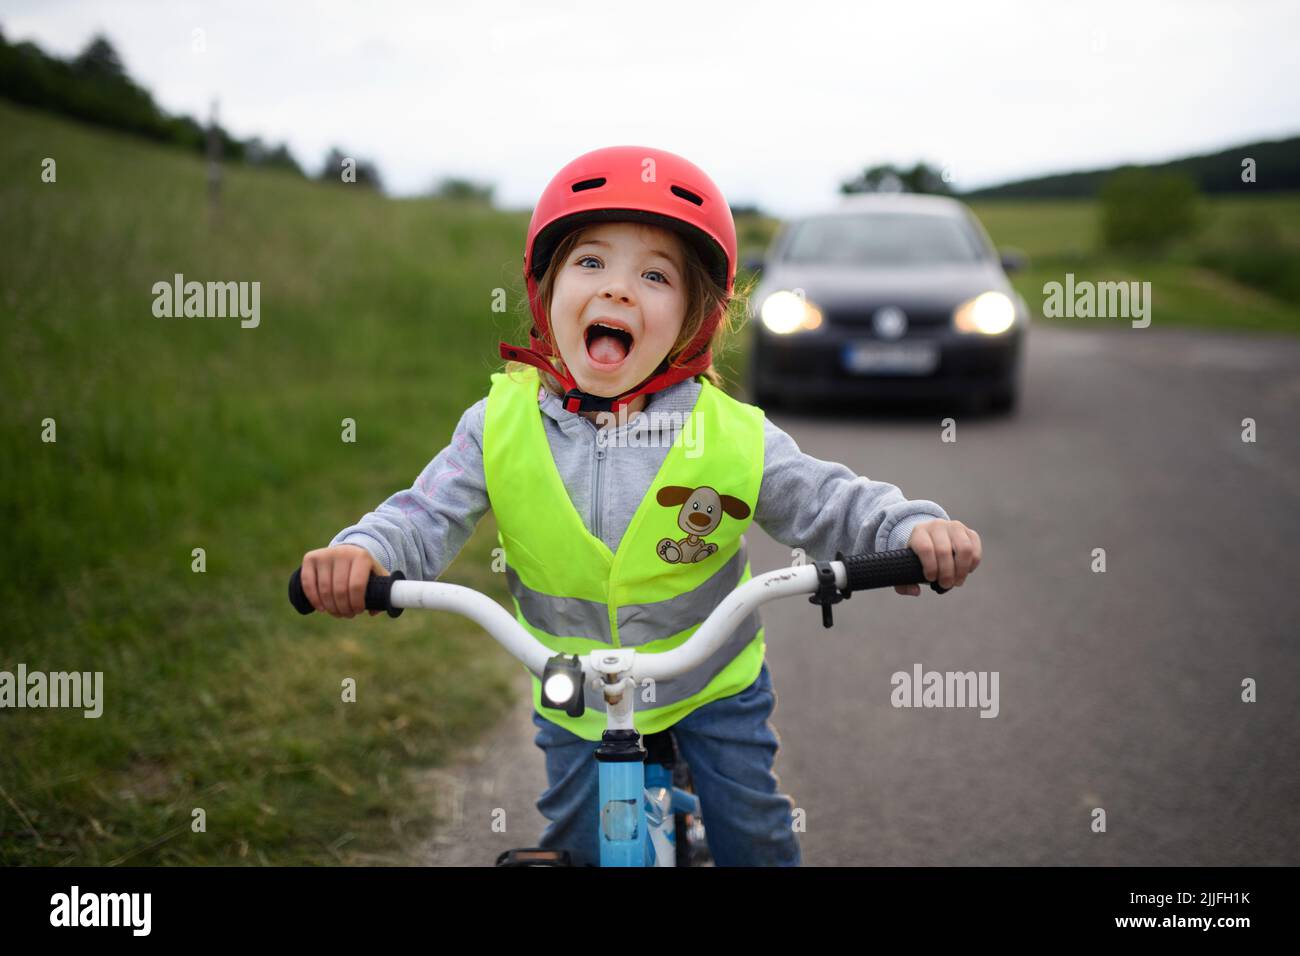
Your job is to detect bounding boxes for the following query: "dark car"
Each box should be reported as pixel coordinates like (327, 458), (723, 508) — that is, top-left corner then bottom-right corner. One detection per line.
(747, 194), (1027, 413)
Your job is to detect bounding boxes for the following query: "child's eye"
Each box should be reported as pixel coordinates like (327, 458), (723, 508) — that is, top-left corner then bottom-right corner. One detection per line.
(574, 255), (668, 284)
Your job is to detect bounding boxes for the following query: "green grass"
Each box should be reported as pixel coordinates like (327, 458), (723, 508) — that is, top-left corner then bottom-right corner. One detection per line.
(967, 195), (1300, 334)
(0, 99), (536, 864)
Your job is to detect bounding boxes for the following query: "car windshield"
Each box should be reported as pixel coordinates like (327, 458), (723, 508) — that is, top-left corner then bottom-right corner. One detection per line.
(782, 212), (989, 267)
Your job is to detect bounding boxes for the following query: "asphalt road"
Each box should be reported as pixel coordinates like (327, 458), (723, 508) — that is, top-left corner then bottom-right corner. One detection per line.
(421, 322), (1300, 866)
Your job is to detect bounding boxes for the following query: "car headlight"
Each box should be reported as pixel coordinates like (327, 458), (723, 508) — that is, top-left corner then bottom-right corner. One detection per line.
(760, 290), (823, 334)
(953, 291), (1016, 335)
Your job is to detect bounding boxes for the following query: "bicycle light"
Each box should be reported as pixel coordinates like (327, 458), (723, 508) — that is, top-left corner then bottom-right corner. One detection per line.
(542, 653), (585, 718)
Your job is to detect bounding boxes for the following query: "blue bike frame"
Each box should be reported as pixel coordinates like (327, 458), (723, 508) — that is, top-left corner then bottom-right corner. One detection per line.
(597, 745), (700, 866)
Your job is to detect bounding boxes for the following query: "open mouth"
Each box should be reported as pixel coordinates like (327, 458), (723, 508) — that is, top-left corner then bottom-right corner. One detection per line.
(584, 321), (635, 369)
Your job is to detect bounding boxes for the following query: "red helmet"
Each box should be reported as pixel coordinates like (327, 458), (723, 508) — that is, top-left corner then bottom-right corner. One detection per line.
(498, 145), (737, 413)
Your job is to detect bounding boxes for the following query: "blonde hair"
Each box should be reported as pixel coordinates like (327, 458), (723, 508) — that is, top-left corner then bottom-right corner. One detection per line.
(504, 222), (755, 397)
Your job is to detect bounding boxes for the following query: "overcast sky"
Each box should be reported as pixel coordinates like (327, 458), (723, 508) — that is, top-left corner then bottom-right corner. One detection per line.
(3, 0), (1298, 216)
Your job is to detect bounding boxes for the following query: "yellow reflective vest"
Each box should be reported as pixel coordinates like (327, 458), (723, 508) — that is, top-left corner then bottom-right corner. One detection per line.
(483, 365), (767, 741)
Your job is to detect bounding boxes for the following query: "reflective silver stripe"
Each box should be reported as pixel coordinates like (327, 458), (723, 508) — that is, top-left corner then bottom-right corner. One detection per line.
(576, 609), (763, 714)
(507, 537), (751, 649)
(616, 541), (748, 647)
(506, 565), (612, 644)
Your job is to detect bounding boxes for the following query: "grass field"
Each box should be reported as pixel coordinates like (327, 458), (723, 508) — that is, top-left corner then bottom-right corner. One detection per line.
(2, 99), (1295, 866)
(968, 196), (1300, 334)
(1, 99), (538, 864)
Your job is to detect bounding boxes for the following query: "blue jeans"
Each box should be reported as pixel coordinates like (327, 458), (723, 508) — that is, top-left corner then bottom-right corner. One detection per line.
(531, 660), (802, 866)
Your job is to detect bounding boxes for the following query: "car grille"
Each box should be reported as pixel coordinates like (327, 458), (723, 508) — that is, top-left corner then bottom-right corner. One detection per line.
(824, 306), (952, 337)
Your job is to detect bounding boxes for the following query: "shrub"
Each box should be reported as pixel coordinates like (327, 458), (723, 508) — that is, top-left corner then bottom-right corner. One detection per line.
(1099, 168), (1200, 251)
(1196, 216), (1300, 304)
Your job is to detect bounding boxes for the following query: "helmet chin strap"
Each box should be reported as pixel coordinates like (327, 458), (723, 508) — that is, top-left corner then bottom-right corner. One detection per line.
(497, 339), (710, 414)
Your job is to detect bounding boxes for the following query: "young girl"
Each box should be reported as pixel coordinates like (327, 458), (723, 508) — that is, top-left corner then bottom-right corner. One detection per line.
(298, 145), (981, 866)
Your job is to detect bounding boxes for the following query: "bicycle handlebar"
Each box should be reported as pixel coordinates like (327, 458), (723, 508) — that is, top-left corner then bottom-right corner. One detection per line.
(288, 548), (946, 618)
(288, 549), (949, 691)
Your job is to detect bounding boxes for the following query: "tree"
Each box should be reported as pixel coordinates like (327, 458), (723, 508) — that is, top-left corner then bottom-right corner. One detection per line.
(319, 147), (383, 190)
(0, 30), (306, 178)
(245, 137), (303, 175)
(841, 161), (951, 196)
(430, 176), (494, 203)
(72, 34), (126, 79)
(1099, 169), (1200, 251)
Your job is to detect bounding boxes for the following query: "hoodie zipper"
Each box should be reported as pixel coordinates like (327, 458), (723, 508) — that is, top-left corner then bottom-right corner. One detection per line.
(592, 433), (607, 543)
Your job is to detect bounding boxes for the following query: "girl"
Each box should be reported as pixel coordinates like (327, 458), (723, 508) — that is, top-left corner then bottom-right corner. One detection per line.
(298, 145), (981, 866)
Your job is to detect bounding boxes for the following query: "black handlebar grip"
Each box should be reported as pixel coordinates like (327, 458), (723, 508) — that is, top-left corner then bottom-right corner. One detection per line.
(288, 566), (315, 614)
(836, 549), (950, 594)
(365, 570), (405, 616)
(288, 567), (406, 616)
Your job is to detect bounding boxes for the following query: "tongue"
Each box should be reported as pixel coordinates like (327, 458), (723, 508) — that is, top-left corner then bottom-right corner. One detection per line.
(587, 331), (629, 365)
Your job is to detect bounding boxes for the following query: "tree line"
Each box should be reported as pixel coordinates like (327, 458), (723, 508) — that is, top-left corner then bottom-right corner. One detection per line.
(0, 28), (396, 192)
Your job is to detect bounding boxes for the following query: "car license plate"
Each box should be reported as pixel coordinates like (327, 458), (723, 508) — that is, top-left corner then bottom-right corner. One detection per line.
(842, 343), (938, 375)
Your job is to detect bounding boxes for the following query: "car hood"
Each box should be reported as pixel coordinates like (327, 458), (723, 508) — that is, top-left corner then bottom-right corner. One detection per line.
(757, 262), (1012, 313)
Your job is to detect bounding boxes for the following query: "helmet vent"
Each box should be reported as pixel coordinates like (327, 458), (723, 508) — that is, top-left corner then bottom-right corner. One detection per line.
(670, 185), (704, 206)
(571, 177), (606, 192)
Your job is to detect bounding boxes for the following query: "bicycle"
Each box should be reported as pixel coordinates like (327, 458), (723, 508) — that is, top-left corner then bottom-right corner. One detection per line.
(289, 549), (947, 866)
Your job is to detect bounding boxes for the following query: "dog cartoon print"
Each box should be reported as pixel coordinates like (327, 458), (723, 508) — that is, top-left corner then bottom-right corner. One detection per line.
(655, 485), (751, 564)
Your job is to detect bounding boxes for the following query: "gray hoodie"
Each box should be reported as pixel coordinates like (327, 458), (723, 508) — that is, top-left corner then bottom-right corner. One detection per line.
(330, 376), (949, 581)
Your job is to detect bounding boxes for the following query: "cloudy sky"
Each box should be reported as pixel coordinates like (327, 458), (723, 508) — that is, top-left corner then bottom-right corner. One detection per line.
(3, 0), (1298, 216)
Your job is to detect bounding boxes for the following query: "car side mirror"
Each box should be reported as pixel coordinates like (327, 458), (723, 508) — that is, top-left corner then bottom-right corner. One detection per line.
(999, 249), (1027, 274)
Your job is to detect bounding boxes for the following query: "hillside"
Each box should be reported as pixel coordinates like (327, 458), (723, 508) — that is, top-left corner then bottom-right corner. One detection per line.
(1, 98), (535, 864)
(964, 134), (1300, 198)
